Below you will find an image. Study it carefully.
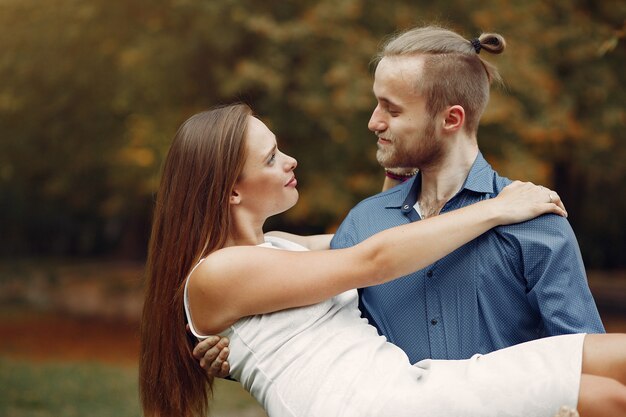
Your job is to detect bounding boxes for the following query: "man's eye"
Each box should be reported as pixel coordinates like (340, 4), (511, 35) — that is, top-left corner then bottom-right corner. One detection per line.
(386, 106), (399, 115)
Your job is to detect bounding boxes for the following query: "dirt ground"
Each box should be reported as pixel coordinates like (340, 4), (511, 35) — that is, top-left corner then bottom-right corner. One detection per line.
(1, 309), (625, 367)
(0, 310), (140, 365)
(1, 262), (625, 366)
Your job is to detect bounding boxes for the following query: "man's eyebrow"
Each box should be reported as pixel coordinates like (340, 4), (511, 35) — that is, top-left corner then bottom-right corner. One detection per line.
(380, 97), (401, 109)
(372, 90), (400, 108)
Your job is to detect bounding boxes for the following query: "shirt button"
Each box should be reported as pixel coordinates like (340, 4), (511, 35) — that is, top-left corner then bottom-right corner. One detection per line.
(430, 319), (438, 325)
(403, 204), (410, 210)
(426, 270), (433, 278)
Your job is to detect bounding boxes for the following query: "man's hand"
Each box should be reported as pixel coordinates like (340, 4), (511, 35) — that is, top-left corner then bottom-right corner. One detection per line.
(188, 325), (231, 379)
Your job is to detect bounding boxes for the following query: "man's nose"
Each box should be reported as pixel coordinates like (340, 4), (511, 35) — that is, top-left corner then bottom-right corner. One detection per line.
(368, 106), (387, 133)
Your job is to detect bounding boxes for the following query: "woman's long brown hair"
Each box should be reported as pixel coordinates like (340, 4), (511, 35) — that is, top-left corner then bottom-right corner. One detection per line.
(139, 104), (252, 417)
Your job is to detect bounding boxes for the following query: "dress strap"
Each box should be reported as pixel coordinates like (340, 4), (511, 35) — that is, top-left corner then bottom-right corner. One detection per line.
(184, 236), (307, 340)
(183, 258), (209, 340)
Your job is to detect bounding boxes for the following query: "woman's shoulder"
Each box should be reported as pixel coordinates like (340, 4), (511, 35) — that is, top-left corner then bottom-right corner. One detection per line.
(263, 234), (309, 251)
(196, 246), (258, 278)
(193, 243), (290, 285)
(186, 247), (274, 333)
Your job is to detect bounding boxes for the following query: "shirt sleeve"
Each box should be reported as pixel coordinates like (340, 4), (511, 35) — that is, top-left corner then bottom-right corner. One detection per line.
(330, 210), (358, 250)
(515, 214), (606, 335)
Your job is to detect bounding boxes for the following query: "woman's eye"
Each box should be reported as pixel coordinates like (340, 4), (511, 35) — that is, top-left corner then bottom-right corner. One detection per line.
(268, 153), (276, 164)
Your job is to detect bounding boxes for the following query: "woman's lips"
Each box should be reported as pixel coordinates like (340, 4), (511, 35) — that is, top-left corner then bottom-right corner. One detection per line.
(285, 176), (297, 187)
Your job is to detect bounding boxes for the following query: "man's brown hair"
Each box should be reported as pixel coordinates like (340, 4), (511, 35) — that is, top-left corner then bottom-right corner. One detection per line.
(377, 26), (506, 134)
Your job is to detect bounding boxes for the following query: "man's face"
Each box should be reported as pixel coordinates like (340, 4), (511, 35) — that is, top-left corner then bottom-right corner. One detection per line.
(368, 55), (443, 169)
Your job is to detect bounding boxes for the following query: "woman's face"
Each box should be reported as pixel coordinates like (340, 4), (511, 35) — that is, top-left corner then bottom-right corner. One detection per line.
(234, 116), (299, 218)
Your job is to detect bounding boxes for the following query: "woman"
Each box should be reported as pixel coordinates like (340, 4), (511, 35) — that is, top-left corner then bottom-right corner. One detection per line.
(139, 104), (626, 417)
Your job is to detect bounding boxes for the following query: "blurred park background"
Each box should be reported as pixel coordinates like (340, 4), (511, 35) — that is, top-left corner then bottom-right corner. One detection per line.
(0, 0), (624, 416)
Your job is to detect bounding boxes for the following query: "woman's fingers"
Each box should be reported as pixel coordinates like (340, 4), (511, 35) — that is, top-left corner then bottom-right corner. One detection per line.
(498, 181), (568, 220)
(540, 187), (567, 217)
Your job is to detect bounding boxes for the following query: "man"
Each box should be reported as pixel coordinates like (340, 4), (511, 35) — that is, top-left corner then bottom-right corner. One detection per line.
(329, 26), (604, 363)
(194, 25), (604, 374)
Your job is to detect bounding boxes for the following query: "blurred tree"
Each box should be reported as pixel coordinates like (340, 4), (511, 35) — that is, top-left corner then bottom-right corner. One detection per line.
(0, 0), (623, 267)
(470, 0), (626, 267)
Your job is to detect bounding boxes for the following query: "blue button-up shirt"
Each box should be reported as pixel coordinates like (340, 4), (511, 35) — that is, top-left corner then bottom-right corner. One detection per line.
(331, 152), (605, 363)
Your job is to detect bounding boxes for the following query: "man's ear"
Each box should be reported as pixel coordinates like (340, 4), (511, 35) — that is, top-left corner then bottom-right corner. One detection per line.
(230, 189), (241, 205)
(442, 105), (465, 133)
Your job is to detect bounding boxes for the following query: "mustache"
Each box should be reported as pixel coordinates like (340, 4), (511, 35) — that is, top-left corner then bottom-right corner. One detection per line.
(377, 133), (396, 141)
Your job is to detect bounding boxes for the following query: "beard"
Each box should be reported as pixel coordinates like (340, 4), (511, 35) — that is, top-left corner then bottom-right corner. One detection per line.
(376, 119), (444, 169)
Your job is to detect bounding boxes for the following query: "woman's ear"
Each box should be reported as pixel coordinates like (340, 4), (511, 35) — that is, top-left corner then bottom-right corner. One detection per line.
(442, 105), (465, 133)
(230, 189), (241, 205)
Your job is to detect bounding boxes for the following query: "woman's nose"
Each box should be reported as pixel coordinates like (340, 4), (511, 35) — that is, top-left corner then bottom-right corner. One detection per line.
(285, 155), (297, 171)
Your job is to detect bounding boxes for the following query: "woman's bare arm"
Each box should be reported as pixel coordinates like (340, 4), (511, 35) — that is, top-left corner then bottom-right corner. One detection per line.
(191, 170), (398, 374)
(187, 181), (566, 335)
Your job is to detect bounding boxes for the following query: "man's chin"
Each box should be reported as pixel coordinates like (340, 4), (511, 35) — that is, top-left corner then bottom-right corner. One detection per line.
(376, 151), (395, 168)
(377, 158), (404, 170)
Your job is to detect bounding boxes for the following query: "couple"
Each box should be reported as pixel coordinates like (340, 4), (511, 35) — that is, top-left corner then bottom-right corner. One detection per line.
(139, 26), (626, 417)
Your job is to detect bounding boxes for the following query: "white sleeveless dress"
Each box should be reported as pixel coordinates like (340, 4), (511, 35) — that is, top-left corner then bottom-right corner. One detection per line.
(184, 236), (584, 417)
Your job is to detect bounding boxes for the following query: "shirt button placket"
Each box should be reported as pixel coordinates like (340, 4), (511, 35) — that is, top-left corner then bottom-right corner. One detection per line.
(424, 268), (445, 357)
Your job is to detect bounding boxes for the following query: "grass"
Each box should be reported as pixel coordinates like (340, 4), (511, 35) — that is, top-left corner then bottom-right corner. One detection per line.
(0, 357), (266, 417)
(1, 259), (623, 417)
(0, 357), (139, 417)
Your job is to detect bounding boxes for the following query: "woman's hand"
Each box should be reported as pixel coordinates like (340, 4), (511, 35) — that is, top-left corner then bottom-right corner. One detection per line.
(492, 181), (567, 225)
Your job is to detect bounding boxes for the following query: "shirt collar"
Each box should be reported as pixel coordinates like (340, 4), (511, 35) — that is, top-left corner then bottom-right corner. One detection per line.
(386, 152), (496, 211)
(384, 176), (419, 210)
(462, 152), (496, 194)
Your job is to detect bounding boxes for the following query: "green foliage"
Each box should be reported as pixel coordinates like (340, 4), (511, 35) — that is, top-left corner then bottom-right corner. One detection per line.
(0, 0), (624, 266)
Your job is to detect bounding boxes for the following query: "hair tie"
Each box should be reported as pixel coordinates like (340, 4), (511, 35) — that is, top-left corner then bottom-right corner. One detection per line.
(470, 38), (482, 54)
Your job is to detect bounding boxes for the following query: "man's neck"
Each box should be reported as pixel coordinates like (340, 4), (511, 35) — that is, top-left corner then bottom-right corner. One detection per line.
(418, 145), (479, 218)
